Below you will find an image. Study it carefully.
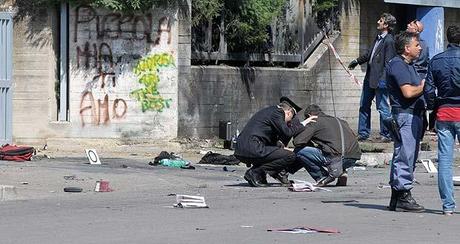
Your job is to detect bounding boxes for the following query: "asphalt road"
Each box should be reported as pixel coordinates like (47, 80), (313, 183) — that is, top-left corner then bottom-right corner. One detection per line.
(0, 156), (459, 244)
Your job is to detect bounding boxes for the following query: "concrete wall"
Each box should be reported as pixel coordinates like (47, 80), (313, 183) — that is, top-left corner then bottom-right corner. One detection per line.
(12, 7), (59, 144)
(180, 0), (396, 139)
(10, 2), (189, 146)
(69, 5), (178, 139)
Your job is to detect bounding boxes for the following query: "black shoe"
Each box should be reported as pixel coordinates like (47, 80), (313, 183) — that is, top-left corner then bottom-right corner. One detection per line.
(388, 188), (399, 211)
(395, 190), (425, 212)
(269, 170), (290, 186)
(336, 172), (348, 186)
(244, 169), (268, 187)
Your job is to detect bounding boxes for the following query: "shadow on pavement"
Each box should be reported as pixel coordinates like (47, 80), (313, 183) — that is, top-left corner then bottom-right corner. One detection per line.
(344, 203), (447, 215)
(224, 183), (286, 187)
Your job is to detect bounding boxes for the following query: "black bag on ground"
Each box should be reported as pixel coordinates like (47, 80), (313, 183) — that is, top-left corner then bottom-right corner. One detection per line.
(198, 152), (240, 165)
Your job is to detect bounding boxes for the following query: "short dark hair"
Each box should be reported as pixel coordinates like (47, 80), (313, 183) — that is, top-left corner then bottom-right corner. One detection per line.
(304, 104), (322, 118)
(381, 13), (396, 32)
(447, 25), (460, 44)
(394, 31), (419, 55)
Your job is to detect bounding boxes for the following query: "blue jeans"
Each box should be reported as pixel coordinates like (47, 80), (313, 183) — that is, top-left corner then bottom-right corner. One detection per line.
(295, 146), (356, 181)
(436, 121), (460, 212)
(389, 113), (423, 191)
(358, 80), (391, 138)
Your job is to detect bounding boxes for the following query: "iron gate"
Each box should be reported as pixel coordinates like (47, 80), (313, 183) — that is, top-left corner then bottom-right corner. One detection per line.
(0, 11), (13, 144)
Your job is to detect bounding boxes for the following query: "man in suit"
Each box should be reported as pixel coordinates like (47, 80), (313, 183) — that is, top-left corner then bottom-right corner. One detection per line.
(234, 97), (314, 187)
(349, 13), (397, 142)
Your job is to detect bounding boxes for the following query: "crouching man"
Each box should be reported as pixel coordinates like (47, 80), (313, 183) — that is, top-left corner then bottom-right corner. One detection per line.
(234, 97), (311, 187)
(293, 104), (362, 186)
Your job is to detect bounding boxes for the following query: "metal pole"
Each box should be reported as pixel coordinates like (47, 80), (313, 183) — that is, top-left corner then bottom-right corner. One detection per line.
(58, 3), (69, 121)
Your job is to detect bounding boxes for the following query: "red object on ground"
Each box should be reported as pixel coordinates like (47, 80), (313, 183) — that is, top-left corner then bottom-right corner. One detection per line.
(0, 144), (34, 161)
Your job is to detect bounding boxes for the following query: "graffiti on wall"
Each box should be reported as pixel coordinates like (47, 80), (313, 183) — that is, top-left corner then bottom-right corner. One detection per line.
(131, 16), (175, 112)
(131, 53), (174, 112)
(73, 6), (176, 127)
(74, 6), (155, 43)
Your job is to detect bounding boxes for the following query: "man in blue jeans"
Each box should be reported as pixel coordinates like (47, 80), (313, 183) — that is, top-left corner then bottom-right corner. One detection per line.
(293, 104), (361, 186)
(348, 13), (397, 142)
(425, 25), (460, 216)
(386, 31), (425, 212)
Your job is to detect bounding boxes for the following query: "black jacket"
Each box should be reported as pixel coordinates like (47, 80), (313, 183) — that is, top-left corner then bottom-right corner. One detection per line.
(356, 33), (396, 89)
(235, 106), (304, 159)
(293, 113), (361, 160)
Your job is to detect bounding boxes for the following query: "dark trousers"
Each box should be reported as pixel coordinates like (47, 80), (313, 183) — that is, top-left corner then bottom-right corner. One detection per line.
(235, 148), (302, 174)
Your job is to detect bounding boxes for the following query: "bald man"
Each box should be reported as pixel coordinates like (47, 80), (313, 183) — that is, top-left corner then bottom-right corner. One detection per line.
(407, 19), (430, 79)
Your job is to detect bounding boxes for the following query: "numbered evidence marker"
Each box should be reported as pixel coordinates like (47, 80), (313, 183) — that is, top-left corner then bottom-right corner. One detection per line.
(85, 149), (101, 165)
(420, 159), (437, 173)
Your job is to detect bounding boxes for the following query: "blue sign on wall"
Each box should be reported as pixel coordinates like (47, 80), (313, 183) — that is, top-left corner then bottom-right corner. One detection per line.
(417, 7), (444, 58)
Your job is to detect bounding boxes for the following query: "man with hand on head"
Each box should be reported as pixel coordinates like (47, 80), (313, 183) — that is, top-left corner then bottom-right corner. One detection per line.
(234, 97), (315, 187)
(293, 104), (361, 187)
(406, 19), (430, 79)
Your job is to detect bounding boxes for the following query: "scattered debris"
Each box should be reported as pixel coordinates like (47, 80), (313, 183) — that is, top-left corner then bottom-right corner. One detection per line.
(0, 144), (35, 161)
(321, 200), (358, 203)
(198, 151), (240, 165)
(64, 175), (77, 180)
(63, 187), (83, 193)
(453, 176), (460, 186)
(378, 183), (391, 189)
(199, 150), (211, 155)
(174, 194), (208, 208)
(149, 151), (195, 169)
(420, 159), (437, 173)
(197, 184), (208, 188)
(85, 149), (101, 165)
(0, 185), (17, 201)
(267, 226), (340, 234)
(94, 180), (113, 192)
(420, 142), (431, 151)
(288, 180), (332, 192)
(223, 166), (236, 172)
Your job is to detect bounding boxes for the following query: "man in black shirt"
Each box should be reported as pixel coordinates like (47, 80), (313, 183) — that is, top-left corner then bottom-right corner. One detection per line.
(234, 97), (311, 187)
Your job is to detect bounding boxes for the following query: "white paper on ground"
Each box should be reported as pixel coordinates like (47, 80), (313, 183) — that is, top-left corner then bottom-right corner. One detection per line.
(289, 180), (332, 192)
(174, 194), (208, 208)
(453, 176), (460, 186)
(420, 159), (437, 173)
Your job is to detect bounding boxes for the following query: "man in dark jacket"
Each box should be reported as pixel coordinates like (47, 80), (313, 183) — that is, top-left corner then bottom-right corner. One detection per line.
(425, 25), (460, 215)
(234, 97), (309, 187)
(348, 12), (397, 142)
(293, 104), (362, 186)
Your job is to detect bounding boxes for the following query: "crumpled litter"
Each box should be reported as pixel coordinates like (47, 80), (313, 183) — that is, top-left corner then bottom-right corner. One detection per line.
(288, 180), (332, 192)
(267, 226), (340, 234)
